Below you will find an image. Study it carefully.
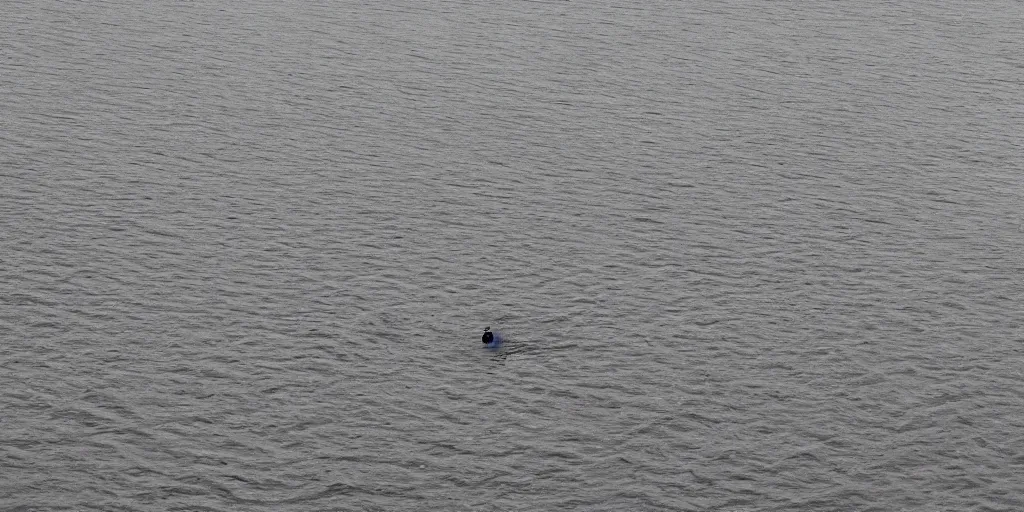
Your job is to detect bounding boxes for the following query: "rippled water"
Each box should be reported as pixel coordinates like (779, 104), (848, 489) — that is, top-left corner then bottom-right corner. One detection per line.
(2, 1), (1022, 510)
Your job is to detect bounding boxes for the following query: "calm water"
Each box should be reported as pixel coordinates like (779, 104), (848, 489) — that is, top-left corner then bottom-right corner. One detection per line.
(2, 1), (1022, 510)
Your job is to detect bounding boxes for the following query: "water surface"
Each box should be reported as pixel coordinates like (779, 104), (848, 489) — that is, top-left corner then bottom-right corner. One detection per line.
(2, 1), (1022, 510)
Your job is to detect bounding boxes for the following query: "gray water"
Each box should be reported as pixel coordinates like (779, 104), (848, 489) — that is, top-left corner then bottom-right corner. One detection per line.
(2, 1), (1023, 510)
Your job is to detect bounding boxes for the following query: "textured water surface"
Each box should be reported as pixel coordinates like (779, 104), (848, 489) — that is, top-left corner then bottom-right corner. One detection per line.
(2, 1), (1023, 510)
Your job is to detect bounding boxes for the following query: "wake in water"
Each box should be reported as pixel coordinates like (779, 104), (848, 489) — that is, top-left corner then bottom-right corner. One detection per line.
(481, 326), (504, 349)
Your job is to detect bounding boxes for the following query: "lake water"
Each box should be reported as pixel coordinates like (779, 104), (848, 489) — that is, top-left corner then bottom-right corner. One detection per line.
(2, 1), (1022, 510)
